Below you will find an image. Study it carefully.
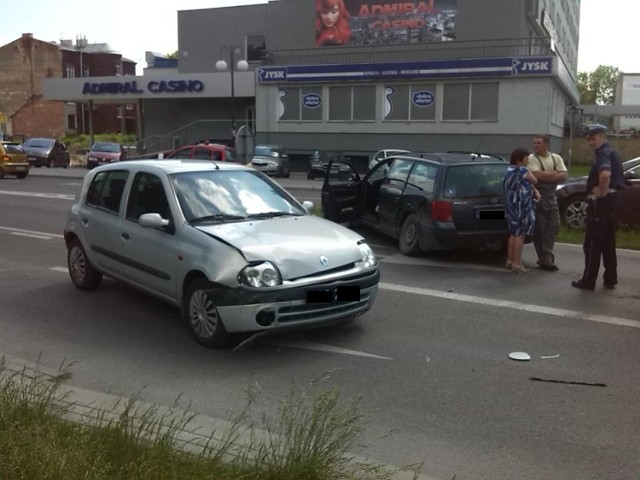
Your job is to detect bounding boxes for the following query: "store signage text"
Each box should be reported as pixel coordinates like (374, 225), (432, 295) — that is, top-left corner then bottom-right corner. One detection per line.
(257, 56), (554, 84)
(302, 93), (322, 108)
(82, 80), (205, 95)
(411, 91), (434, 107)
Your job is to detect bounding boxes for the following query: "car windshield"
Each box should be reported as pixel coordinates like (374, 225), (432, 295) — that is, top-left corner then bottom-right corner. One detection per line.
(5, 144), (24, 153)
(443, 164), (507, 198)
(254, 146), (277, 156)
(171, 170), (304, 223)
(92, 142), (120, 153)
(25, 139), (54, 149)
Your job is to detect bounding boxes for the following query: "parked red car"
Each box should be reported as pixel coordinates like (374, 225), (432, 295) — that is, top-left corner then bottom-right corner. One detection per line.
(165, 143), (239, 162)
(86, 142), (126, 169)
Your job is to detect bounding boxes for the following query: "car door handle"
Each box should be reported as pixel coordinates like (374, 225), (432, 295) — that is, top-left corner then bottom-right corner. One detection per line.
(121, 232), (130, 241)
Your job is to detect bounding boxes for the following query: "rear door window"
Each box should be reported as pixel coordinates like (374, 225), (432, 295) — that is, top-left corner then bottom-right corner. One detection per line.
(171, 148), (192, 159)
(443, 164), (507, 198)
(385, 159), (414, 188)
(407, 162), (438, 199)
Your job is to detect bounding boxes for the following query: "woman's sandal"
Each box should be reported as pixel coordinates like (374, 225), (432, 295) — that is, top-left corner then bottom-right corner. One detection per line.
(505, 261), (513, 269)
(511, 264), (530, 274)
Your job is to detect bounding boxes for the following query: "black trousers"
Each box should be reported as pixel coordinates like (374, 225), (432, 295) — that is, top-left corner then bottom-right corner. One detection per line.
(580, 192), (620, 287)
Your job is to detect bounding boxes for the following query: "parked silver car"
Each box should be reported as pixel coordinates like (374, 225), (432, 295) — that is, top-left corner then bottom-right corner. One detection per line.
(64, 160), (379, 348)
(251, 144), (290, 177)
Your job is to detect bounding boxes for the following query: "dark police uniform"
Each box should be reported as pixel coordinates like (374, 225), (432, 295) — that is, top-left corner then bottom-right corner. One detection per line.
(573, 127), (625, 290)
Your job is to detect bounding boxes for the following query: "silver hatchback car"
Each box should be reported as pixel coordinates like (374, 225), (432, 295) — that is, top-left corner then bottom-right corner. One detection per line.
(64, 160), (379, 348)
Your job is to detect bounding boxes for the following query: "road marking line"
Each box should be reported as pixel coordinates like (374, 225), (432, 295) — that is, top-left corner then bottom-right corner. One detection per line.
(0, 190), (75, 200)
(264, 340), (391, 360)
(0, 226), (64, 239)
(10, 232), (51, 240)
(50, 267), (69, 273)
(379, 282), (640, 329)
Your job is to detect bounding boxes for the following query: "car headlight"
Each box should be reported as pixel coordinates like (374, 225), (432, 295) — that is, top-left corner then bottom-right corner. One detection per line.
(269, 161), (278, 167)
(357, 242), (376, 268)
(238, 261), (282, 287)
(88, 156), (96, 161)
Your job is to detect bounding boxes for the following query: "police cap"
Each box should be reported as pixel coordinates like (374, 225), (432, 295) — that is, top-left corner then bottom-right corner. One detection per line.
(583, 124), (607, 137)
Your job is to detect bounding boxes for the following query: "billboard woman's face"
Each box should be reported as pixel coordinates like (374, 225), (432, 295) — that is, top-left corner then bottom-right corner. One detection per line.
(320, 4), (340, 28)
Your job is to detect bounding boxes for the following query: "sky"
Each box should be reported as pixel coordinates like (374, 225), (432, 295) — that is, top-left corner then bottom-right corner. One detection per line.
(0, 0), (637, 74)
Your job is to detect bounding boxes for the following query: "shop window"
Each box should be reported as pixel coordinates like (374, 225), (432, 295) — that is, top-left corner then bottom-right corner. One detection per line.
(246, 35), (266, 62)
(329, 86), (375, 121)
(443, 83), (498, 121)
(301, 88), (323, 121)
(384, 84), (436, 121)
(67, 114), (77, 129)
(279, 88), (301, 121)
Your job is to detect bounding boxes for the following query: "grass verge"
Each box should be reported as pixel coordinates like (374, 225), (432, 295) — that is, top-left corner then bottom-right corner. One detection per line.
(0, 359), (420, 480)
(558, 226), (640, 250)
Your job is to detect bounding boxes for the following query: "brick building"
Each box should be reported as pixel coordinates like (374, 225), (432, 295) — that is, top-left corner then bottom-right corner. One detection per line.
(0, 33), (138, 140)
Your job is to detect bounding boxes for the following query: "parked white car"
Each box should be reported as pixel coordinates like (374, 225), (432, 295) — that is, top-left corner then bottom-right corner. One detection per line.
(368, 149), (411, 170)
(64, 160), (379, 348)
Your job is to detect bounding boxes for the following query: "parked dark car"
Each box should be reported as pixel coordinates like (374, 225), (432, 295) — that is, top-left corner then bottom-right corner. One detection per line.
(22, 138), (70, 168)
(556, 157), (640, 228)
(86, 142), (126, 169)
(251, 144), (290, 177)
(322, 152), (510, 256)
(308, 150), (352, 179)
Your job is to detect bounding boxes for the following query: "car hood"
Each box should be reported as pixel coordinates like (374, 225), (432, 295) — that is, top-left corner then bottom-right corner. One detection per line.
(195, 215), (365, 280)
(252, 155), (280, 162)
(89, 151), (121, 160)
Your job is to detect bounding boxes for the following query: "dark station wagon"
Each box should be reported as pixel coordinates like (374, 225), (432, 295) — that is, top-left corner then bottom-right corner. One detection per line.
(322, 152), (510, 256)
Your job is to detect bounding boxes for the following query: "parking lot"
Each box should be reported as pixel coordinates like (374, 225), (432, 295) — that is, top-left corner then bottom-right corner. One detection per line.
(1, 168), (639, 480)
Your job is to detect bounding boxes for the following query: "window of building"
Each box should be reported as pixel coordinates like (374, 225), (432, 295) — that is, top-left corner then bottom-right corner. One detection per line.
(443, 83), (499, 121)
(82, 66), (90, 77)
(65, 64), (75, 78)
(384, 84), (436, 121)
(115, 64), (122, 76)
(126, 103), (134, 111)
(329, 86), (375, 122)
(116, 106), (123, 118)
(67, 114), (76, 130)
(246, 35), (266, 62)
(279, 87), (323, 122)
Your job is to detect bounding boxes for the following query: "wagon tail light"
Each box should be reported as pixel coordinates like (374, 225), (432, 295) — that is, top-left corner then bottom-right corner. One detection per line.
(432, 200), (453, 222)
(0, 155), (10, 162)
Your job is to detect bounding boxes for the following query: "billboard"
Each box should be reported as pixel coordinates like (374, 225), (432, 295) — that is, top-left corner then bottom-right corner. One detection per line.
(315, 0), (457, 47)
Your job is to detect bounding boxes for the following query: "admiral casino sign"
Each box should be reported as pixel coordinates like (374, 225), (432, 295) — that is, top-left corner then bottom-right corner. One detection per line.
(315, 0), (457, 47)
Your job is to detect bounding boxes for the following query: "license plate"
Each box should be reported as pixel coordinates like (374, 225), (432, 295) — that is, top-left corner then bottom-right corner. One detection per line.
(479, 210), (505, 220)
(14, 166), (26, 171)
(28, 156), (36, 161)
(306, 286), (361, 303)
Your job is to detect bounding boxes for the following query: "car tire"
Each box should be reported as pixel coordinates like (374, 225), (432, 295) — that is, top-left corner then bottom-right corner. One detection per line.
(561, 195), (588, 229)
(16, 173), (28, 179)
(283, 165), (290, 178)
(0, 169), (4, 179)
(63, 160), (69, 169)
(399, 214), (423, 256)
(67, 238), (103, 291)
(47, 158), (54, 168)
(183, 278), (231, 348)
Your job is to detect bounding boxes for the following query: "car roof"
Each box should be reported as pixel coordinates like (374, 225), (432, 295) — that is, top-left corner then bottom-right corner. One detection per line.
(191, 143), (228, 149)
(94, 159), (251, 175)
(393, 152), (507, 165)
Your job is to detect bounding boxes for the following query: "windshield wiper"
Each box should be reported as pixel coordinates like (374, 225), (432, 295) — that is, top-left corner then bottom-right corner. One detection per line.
(190, 214), (247, 224)
(247, 211), (300, 219)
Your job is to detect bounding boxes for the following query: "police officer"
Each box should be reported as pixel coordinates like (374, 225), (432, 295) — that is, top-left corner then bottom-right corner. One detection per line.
(571, 124), (625, 291)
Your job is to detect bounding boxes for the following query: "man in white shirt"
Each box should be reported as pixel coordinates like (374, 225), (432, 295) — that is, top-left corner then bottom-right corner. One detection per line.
(527, 135), (568, 270)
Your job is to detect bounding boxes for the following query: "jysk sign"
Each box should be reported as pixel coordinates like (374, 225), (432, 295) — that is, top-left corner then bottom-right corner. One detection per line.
(81, 79), (205, 95)
(258, 56), (554, 84)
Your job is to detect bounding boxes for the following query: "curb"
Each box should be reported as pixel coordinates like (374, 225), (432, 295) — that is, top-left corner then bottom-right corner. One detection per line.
(1, 353), (442, 480)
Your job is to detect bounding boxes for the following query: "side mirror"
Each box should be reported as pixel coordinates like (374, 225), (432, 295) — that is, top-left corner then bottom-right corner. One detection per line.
(139, 213), (170, 228)
(302, 200), (314, 212)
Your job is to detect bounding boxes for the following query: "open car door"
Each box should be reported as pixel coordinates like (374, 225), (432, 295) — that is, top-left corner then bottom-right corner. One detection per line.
(321, 159), (361, 223)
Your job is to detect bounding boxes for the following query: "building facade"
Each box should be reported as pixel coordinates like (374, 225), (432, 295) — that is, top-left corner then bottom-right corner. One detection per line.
(0, 33), (137, 140)
(614, 73), (640, 132)
(43, 0), (581, 161)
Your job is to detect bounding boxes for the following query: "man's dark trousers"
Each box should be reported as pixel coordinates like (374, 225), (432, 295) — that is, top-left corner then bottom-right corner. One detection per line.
(580, 192), (620, 287)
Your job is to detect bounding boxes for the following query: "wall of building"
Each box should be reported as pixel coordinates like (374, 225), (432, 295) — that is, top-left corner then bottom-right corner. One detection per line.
(11, 98), (65, 138)
(0, 34), (63, 138)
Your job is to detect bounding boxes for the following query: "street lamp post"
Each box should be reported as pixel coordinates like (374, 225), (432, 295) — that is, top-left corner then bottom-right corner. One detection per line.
(216, 46), (249, 141)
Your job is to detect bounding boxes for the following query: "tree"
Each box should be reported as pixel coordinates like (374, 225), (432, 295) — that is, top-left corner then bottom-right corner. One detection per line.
(165, 51), (178, 59)
(577, 65), (621, 105)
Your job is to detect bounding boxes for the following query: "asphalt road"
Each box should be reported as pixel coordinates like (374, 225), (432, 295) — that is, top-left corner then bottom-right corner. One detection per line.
(1, 170), (639, 480)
